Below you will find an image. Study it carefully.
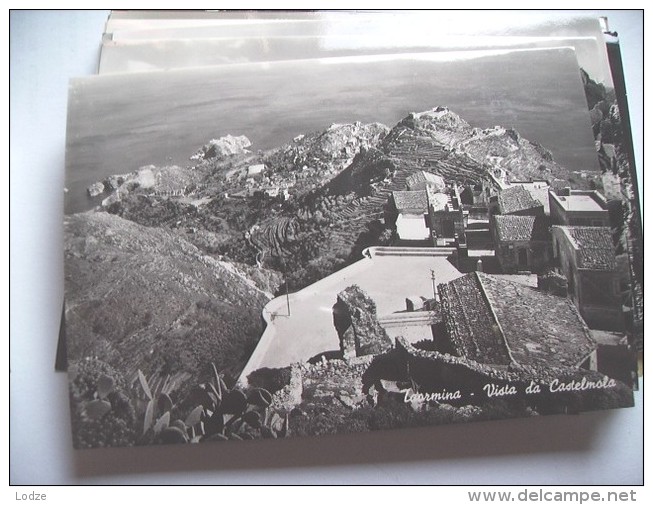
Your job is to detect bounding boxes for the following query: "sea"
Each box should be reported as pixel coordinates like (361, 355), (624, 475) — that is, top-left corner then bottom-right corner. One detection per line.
(65, 48), (600, 214)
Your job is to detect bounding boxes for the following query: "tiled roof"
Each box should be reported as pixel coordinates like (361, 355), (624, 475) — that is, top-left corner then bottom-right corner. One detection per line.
(392, 190), (429, 212)
(438, 272), (596, 369)
(557, 226), (616, 270)
(493, 215), (550, 242)
(406, 171), (445, 192)
(438, 273), (511, 365)
(498, 186), (543, 215)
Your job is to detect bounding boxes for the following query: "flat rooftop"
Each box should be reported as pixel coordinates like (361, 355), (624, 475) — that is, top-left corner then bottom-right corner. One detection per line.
(239, 248), (462, 381)
(556, 194), (605, 212)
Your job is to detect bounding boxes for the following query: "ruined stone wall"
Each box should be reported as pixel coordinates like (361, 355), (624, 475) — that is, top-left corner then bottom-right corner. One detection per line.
(301, 355), (375, 410)
(396, 337), (531, 394)
(270, 364), (303, 413)
(334, 285), (393, 358)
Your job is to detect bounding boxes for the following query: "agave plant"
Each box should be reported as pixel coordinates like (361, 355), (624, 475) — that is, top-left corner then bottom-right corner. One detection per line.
(133, 369), (187, 444)
(143, 363), (289, 444)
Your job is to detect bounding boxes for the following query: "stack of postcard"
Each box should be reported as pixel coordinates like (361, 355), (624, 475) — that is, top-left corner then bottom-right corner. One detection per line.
(61, 10), (642, 450)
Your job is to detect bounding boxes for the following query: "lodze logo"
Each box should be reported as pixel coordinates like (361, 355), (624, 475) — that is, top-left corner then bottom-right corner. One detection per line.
(15, 492), (46, 501)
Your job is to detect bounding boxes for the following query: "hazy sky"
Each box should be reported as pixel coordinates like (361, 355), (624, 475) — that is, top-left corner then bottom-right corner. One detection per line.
(66, 47), (599, 213)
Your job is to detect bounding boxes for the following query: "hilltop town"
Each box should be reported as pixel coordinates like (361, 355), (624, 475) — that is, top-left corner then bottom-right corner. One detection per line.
(66, 104), (638, 447)
(235, 147), (637, 432)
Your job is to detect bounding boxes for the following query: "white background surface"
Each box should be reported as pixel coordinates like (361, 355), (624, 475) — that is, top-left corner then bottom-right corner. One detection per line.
(9, 9), (644, 485)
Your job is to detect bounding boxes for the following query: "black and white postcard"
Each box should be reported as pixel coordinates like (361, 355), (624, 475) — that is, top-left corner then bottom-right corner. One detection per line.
(98, 11), (611, 76)
(64, 47), (638, 449)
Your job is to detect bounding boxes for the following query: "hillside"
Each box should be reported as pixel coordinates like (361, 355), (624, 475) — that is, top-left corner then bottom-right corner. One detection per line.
(262, 121), (390, 190)
(87, 106), (583, 293)
(342, 106), (570, 192)
(64, 211), (271, 381)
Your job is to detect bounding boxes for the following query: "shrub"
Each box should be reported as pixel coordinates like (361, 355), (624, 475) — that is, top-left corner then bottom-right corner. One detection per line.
(246, 367), (292, 395)
(69, 358), (137, 449)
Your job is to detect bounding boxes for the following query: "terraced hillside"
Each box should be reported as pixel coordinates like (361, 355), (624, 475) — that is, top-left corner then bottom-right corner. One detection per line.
(345, 107), (570, 192)
(234, 107), (582, 288)
(247, 217), (300, 259)
(307, 108), (573, 246)
(84, 106), (585, 304)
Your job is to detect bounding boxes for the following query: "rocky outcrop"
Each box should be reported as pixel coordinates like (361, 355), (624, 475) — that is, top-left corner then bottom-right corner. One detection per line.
(86, 173), (130, 202)
(344, 106), (571, 193)
(581, 68), (608, 111)
(581, 69), (642, 348)
(105, 174), (127, 191)
(87, 182), (105, 198)
(263, 122), (389, 186)
(90, 164), (203, 208)
(333, 285), (392, 359)
(190, 134), (252, 160)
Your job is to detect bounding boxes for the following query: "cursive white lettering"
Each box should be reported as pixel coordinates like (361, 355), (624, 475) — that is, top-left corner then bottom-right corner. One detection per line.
(403, 389), (462, 404)
(549, 376), (616, 393)
(482, 383), (517, 397)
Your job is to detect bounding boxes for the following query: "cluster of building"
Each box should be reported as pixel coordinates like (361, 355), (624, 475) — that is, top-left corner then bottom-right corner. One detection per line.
(385, 170), (628, 335)
(228, 163), (292, 201)
(488, 182), (623, 333)
(385, 171), (467, 248)
(240, 168), (635, 399)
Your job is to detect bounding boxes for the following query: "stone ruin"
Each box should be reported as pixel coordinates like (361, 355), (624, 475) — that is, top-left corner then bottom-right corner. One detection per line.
(333, 285), (393, 359)
(256, 283), (631, 418)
